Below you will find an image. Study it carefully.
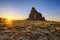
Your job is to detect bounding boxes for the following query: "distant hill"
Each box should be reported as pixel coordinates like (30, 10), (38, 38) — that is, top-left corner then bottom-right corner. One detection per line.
(0, 18), (7, 23)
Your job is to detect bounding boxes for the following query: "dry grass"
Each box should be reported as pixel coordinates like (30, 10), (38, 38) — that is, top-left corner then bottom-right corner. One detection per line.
(0, 20), (60, 40)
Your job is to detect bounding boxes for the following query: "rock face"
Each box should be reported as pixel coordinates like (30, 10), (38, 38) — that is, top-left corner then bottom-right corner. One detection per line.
(27, 7), (45, 20)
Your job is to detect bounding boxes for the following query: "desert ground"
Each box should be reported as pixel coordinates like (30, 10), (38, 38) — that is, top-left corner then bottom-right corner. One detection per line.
(0, 20), (60, 40)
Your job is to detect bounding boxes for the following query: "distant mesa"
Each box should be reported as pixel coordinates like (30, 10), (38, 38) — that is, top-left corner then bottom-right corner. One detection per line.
(27, 7), (45, 21)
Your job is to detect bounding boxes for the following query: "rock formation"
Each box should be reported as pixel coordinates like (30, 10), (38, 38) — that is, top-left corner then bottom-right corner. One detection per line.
(27, 7), (45, 21)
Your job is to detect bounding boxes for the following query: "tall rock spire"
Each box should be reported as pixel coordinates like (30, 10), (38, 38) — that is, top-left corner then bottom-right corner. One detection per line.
(27, 7), (45, 21)
(31, 7), (37, 13)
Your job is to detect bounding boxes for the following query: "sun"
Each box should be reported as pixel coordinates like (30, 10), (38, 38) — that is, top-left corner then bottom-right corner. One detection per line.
(6, 17), (12, 23)
(5, 17), (13, 25)
(8, 17), (12, 20)
(5, 17), (12, 23)
(6, 16), (13, 20)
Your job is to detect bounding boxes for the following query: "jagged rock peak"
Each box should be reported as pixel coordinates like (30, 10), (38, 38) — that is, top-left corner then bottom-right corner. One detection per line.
(31, 7), (37, 12)
(27, 7), (45, 21)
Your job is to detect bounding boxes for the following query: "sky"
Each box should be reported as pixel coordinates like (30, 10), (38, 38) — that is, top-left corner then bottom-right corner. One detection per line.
(0, 0), (60, 21)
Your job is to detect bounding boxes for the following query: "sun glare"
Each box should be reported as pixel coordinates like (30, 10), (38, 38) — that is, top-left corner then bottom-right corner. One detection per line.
(5, 17), (12, 23)
(7, 17), (12, 20)
(5, 17), (13, 26)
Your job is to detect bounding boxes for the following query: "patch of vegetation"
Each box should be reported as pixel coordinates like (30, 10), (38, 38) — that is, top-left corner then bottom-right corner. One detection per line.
(0, 21), (60, 40)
